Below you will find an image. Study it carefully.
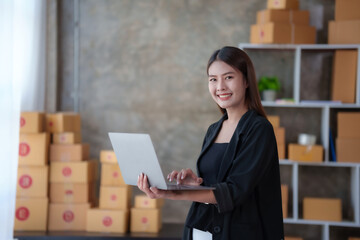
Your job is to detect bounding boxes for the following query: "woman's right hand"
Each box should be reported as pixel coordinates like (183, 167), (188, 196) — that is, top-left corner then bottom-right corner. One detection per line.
(167, 168), (203, 186)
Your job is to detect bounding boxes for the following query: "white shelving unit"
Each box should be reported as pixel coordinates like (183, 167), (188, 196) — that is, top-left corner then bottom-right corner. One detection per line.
(239, 43), (360, 240)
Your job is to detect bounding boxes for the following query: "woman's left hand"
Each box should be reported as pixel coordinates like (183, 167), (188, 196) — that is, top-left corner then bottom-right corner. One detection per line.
(137, 173), (179, 200)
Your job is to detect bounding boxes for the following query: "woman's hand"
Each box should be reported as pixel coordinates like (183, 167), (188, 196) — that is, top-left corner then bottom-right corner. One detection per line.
(137, 173), (179, 200)
(167, 168), (203, 186)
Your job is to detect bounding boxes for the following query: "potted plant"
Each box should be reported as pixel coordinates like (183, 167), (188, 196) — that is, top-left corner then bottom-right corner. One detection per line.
(257, 76), (280, 101)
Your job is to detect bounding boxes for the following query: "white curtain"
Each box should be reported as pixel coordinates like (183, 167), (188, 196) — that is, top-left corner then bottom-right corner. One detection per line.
(0, 0), (46, 239)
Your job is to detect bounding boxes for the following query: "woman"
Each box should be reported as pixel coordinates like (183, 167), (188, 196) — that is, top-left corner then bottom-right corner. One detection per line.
(137, 46), (284, 240)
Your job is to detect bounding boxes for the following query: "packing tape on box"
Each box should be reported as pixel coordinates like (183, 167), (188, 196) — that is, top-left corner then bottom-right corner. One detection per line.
(298, 133), (316, 146)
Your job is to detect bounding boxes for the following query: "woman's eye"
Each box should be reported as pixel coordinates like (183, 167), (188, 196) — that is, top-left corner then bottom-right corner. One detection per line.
(225, 76), (233, 80)
(209, 78), (216, 82)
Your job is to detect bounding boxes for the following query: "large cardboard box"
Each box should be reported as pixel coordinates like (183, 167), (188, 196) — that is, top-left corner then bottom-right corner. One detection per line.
(328, 20), (360, 44)
(17, 166), (48, 197)
(336, 138), (360, 163)
(48, 203), (90, 231)
(99, 186), (132, 210)
(349, 238), (360, 240)
(335, 0), (360, 21)
(18, 133), (50, 166)
(267, 0), (299, 10)
(50, 183), (96, 203)
(281, 185), (288, 219)
(285, 237), (303, 240)
(130, 208), (162, 233)
(50, 160), (97, 183)
(50, 143), (89, 162)
(46, 112), (81, 133)
(303, 197), (342, 221)
(274, 127), (285, 145)
(134, 195), (164, 209)
(53, 132), (82, 144)
(338, 112), (360, 138)
(257, 9), (309, 25)
(331, 50), (358, 103)
(250, 23), (316, 44)
(268, 115), (280, 128)
(100, 150), (117, 164)
(14, 198), (48, 231)
(20, 112), (45, 133)
(86, 208), (129, 233)
(288, 144), (323, 162)
(278, 143), (286, 160)
(101, 163), (126, 186)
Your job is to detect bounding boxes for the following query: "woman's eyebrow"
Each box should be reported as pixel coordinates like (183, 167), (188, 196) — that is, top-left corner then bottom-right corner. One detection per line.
(208, 71), (235, 77)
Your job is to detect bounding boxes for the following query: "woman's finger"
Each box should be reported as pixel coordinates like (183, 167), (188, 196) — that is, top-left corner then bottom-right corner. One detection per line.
(168, 171), (179, 182)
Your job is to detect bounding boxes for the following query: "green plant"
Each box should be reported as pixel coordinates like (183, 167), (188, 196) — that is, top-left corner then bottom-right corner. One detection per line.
(258, 76), (280, 92)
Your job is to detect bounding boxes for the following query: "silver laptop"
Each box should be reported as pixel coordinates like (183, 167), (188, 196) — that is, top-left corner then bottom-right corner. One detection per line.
(108, 132), (215, 190)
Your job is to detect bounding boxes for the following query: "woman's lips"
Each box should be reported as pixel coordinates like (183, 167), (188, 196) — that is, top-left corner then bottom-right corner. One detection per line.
(218, 93), (232, 100)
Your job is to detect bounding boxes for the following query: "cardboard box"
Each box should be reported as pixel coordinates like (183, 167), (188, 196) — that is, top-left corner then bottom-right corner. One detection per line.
(50, 183), (96, 203)
(101, 163), (126, 186)
(336, 138), (360, 163)
(46, 112), (81, 133)
(274, 127), (285, 145)
(331, 50), (358, 103)
(50, 160), (97, 183)
(18, 133), (50, 166)
(100, 150), (118, 164)
(328, 20), (360, 44)
(20, 112), (45, 133)
(99, 186), (132, 210)
(281, 184), (289, 204)
(285, 237), (303, 240)
(338, 112), (360, 138)
(349, 238), (360, 240)
(53, 132), (82, 144)
(278, 143), (286, 159)
(257, 9), (309, 25)
(17, 166), (48, 197)
(14, 198), (48, 231)
(86, 208), (129, 233)
(335, 0), (360, 21)
(268, 115), (280, 128)
(50, 143), (89, 162)
(267, 0), (299, 10)
(250, 23), (316, 44)
(48, 203), (90, 231)
(130, 208), (162, 233)
(288, 144), (323, 162)
(303, 197), (342, 221)
(134, 195), (164, 209)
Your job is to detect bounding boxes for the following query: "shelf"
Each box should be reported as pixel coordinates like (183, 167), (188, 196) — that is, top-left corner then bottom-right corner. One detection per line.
(284, 219), (360, 227)
(279, 160), (360, 168)
(263, 102), (360, 108)
(239, 43), (360, 50)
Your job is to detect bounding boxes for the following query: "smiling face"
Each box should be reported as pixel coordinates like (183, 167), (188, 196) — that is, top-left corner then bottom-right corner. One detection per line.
(208, 60), (248, 112)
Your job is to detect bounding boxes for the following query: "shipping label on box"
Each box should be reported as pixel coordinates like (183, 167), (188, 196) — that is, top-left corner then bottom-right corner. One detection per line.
(101, 163), (126, 186)
(48, 203), (90, 231)
(257, 9), (309, 25)
(18, 133), (50, 166)
(50, 182), (96, 203)
(86, 208), (129, 233)
(130, 208), (162, 233)
(14, 198), (48, 231)
(99, 186), (132, 210)
(17, 166), (48, 197)
(46, 112), (81, 133)
(337, 112), (360, 138)
(50, 143), (89, 162)
(20, 112), (45, 133)
(134, 195), (164, 209)
(328, 20), (360, 44)
(303, 197), (342, 221)
(336, 138), (360, 163)
(50, 160), (97, 183)
(53, 132), (82, 144)
(288, 144), (323, 162)
(267, 0), (299, 10)
(100, 150), (117, 164)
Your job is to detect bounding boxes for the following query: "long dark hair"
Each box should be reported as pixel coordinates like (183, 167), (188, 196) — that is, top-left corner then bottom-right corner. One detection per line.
(207, 46), (266, 118)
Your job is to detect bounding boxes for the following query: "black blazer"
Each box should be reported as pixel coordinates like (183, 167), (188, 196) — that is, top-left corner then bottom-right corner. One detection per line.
(183, 110), (284, 240)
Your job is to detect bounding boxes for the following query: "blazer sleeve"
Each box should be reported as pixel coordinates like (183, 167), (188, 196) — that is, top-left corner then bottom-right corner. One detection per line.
(212, 120), (277, 213)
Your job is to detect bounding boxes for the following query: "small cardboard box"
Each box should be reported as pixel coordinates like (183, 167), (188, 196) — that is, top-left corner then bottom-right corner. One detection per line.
(86, 208), (129, 233)
(53, 132), (82, 144)
(349, 238), (360, 240)
(48, 203), (90, 231)
(250, 23), (316, 44)
(50, 160), (97, 183)
(285, 237), (303, 240)
(303, 197), (342, 221)
(268, 115), (280, 128)
(288, 144), (323, 162)
(130, 208), (162, 233)
(134, 195), (164, 209)
(17, 166), (48, 197)
(101, 163), (126, 186)
(50, 143), (89, 162)
(100, 150), (118, 164)
(18, 133), (50, 166)
(331, 50), (358, 104)
(267, 0), (299, 10)
(278, 143), (286, 160)
(46, 112), (81, 133)
(338, 112), (360, 138)
(257, 9), (309, 25)
(274, 127), (285, 145)
(328, 20), (360, 44)
(50, 183), (96, 203)
(336, 138), (360, 163)
(14, 197), (48, 231)
(335, 0), (360, 21)
(99, 186), (132, 210)
(281, 184), (289, 204)
(20, 112), (45, 133)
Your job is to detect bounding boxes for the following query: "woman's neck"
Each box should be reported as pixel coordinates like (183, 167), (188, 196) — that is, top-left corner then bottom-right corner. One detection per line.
(226, 106), (249, 125)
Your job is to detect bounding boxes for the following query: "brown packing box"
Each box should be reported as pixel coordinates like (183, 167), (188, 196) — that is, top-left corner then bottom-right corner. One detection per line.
(17, 166), (48, 197)
(331, 50), (358, 103)
(274, 127), (285, 145)
(338, 112), (360, 138)
(50, 183), (96, 203)
(48, 203), (90, 231)
(278, 143), (286, 159)
(285, 237), (303, 240)
(130, 208), (162, 233)
(268, 115), (280, 128)
(303, 197), (342, 221)
(282, 202), (288, 219)
(335, 0), (360, 21)
(328, 20), (360, 44)
(53, 132), (82, 144)
(250, 23), (316, 44)
(14, 198), (48, 231)
(20, 112), (45, 133)
(349, 238), (360, 240)
(100, 150), (118, 164)
(257, 9), (309, 25)
(50, 143), (89, 162)
(46, 112), (81, 133)
(19, 133), (50, 166)
(134, 195), (165, 209)
(50, 160), (97, 183)
(288, 144), (323, 162)
(99, 185), (132, 210)
(86, 208), (129, 233)
(101, 163), (126, 186)
(267, 0), (299, 10)
(281, 185), (288, 218)
(336, 138), (360, 163)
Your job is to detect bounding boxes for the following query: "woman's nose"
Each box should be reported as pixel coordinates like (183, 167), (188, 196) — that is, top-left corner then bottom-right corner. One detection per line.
(216, 79), (226, 91)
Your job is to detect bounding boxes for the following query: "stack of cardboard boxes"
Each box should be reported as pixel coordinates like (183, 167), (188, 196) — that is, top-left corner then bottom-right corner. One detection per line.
(268, 115), (286, 160)
(86, 150), (131, 233)
(15, 112), (49, 231)
(47, 112), (97, 231)
(250, 0), (316, 44)
(303, 197), (342, 222)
